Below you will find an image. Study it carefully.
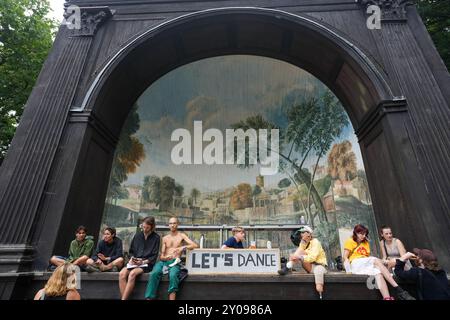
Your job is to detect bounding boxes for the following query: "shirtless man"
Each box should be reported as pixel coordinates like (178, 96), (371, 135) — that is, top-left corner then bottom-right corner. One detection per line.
(144, 217), (198, 300)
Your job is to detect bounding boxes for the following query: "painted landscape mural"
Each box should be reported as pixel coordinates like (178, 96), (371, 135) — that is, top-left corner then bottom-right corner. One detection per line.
(101, 55), (379, 263)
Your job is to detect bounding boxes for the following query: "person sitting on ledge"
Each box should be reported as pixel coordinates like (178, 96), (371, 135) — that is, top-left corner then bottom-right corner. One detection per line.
(49, 225), (94, 270)
(343, 224), (415, 300)
(34, 263), (80, 300)
(85, 227), (124, 273)
(144, 216), (198, 300)
(379, 225), (411, 271)
(119, 216), (160, 300)
(278, 226), (328, 300)
(394, 248), (450, 300)
(221, 226), (246, 249)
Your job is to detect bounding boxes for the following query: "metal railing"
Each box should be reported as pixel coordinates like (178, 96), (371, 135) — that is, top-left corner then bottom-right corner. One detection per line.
(156, 224), (304, 248)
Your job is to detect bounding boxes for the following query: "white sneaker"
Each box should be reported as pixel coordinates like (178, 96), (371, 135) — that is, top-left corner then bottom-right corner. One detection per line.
(169, 257), (181, 267)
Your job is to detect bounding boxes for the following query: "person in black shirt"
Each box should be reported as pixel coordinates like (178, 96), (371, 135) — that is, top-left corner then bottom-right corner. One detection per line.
(222, 226), (246, 249)
(119, 216), (160, 300)
(85, 227), (124, 272)
(395, 248), (450, 300)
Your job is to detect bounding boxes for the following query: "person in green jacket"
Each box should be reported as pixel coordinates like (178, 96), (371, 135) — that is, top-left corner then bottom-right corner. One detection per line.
(49, 226), (94, 268)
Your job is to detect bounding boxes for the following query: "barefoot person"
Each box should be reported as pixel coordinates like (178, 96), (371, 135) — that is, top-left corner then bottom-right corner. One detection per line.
(119, 217), (160, 300)
(278, 226), (328, 299)
(343, 224), (414, 300)
(144, 217), (198, 300)
(49, 226), (94, 269)
(85, 227), (124, 272)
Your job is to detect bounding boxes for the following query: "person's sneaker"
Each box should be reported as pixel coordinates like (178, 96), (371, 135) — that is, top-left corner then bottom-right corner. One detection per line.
(278, 264), (291, 276)
(394, 287), (415, 300)
(85, 264), (100, 273)
(383, 296), (395, 300)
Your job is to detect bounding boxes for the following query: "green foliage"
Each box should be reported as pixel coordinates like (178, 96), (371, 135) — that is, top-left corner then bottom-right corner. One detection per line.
(0, 0), (56, 162)
(142, 175), (161, 206)
(108, 104), (145, 202)
(314, 175), (332, 197)
(417, 0), (450, 70)
(160, 176), (175, 211)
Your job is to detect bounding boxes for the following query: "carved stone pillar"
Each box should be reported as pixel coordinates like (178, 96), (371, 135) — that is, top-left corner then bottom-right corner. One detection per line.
(0, 6), (113, 294)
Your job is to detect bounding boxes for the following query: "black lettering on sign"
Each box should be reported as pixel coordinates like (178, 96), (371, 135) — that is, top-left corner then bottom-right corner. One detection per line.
(202, 253), (210, 268)
(224, 253), (233, 267)
(211, 253), (220, 267)
(271, 254), (276, 266)
(192, 253), (200, 268)
(245, 253), (256, 267)
(238, 254), (245, 267)
(257, 254), (264, 266)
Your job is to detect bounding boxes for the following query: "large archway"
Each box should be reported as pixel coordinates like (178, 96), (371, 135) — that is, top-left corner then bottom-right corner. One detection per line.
(33, 7), (442, 271)
(51, 8), (393, 257)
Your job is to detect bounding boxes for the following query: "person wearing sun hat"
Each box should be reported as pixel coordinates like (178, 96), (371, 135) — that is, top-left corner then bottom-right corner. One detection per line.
(278, 226), (328, 299)
(394, 248), (450, 300)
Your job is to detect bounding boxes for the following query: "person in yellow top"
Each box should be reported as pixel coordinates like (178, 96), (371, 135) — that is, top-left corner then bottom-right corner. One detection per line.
(343, 224), (414, 300)
(278, 226), (327, 299)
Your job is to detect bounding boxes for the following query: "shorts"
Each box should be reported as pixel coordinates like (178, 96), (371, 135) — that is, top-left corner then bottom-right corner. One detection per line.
(54, 256), (69, 261)
(350, 257), (381, 276)
(127, 265), (152, 273)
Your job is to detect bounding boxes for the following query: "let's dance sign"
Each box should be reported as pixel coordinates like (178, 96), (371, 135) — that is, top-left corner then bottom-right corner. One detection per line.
(186, 249), (281, 274)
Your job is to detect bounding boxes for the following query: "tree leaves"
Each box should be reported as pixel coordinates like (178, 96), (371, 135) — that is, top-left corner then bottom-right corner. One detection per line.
(0, 0), (56, 163)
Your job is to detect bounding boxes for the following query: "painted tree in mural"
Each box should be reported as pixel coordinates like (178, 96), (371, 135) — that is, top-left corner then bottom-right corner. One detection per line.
(142, 175), (161, 208)
(108, 104), (145, 204)
(327, 140), (357, 196)
(190, 188), (201, 207)
(174, 183), (184, 208)
(160, 176), (176, 212)
(232, 90), (349, 260)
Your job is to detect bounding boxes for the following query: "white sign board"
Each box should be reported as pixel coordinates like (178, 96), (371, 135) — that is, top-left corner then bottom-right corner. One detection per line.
(186, 249), (281, 274)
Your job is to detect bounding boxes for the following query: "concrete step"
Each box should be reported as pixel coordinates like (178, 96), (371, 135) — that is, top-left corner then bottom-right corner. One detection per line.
(8, 271), (416, 300)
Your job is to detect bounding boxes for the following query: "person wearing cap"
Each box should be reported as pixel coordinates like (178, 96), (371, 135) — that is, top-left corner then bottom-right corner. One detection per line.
(394, 248), (450, 300)
(278, 226), (328, 299)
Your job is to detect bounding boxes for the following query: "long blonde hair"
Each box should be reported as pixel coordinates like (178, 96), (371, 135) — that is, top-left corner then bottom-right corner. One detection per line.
(44, 263), (77, 297)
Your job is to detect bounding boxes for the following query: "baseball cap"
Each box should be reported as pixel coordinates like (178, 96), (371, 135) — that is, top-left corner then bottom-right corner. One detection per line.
(299, 226), (313, 234)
